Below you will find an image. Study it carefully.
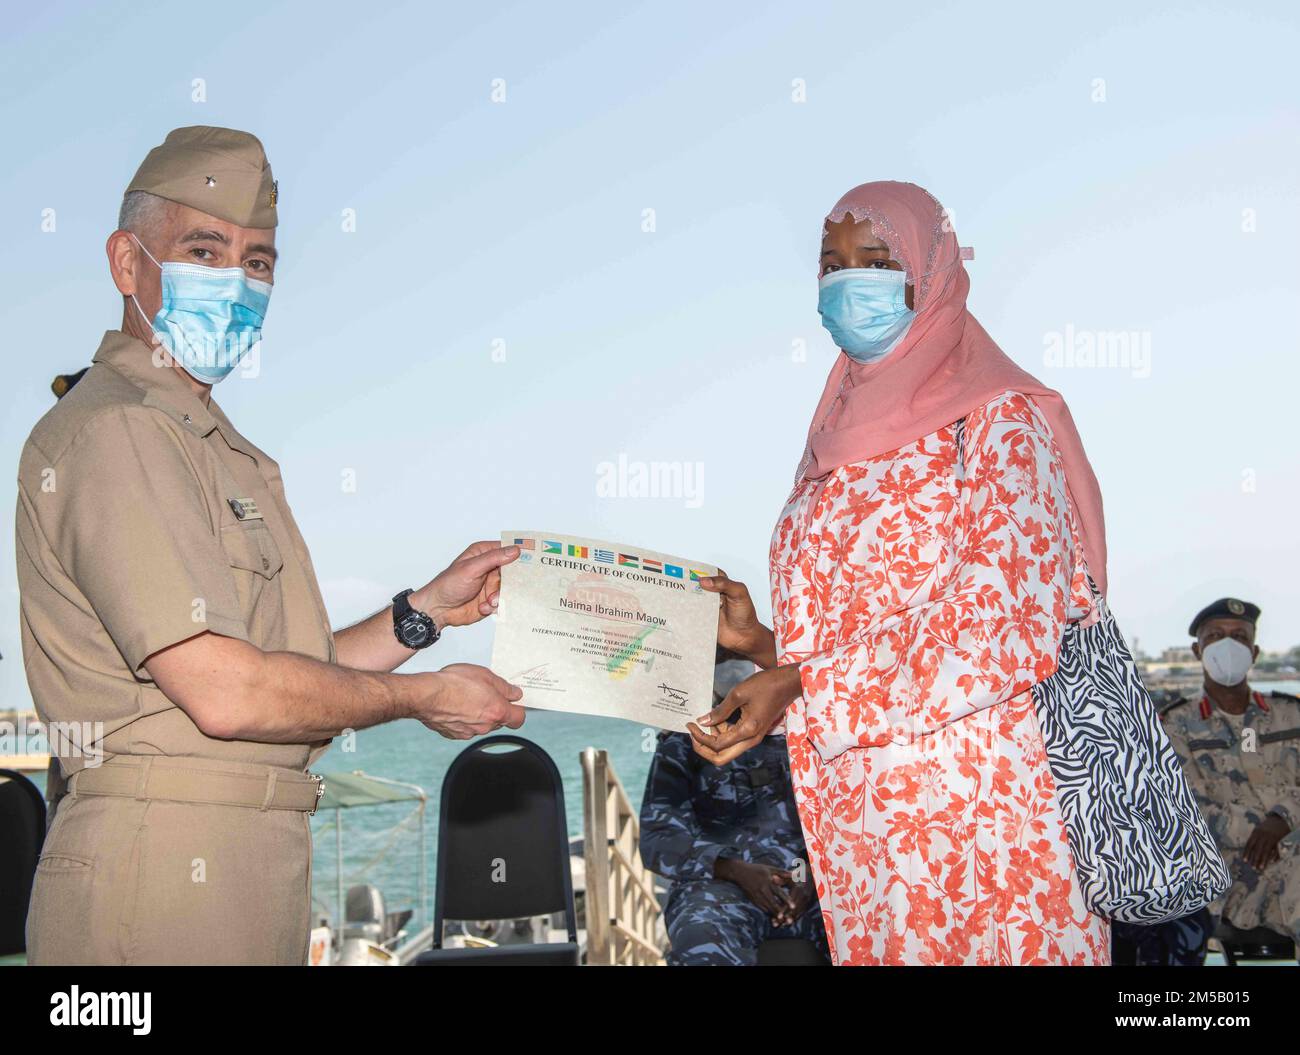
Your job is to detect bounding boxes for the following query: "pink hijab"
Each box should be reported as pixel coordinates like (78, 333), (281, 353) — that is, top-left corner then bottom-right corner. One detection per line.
(798, 180), (1108, 595)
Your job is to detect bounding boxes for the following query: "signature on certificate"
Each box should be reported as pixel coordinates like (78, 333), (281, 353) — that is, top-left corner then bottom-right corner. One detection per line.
(657, 683), (688, 704)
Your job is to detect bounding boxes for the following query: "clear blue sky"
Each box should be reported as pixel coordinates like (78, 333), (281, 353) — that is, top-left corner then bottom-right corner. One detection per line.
(3, 1), (1298, 714)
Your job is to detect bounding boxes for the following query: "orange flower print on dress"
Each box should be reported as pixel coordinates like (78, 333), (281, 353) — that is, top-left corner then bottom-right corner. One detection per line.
(771, 391), (1110, 965)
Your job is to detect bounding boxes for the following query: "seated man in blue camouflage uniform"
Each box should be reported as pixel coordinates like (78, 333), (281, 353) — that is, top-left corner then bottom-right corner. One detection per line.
(639, 655), (830, 966)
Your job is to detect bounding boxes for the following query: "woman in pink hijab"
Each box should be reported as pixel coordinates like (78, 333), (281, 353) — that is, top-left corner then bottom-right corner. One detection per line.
(689, 181), (1111, 965)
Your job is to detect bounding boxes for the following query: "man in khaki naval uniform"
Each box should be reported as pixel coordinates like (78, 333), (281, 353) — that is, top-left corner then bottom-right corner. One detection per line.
(17, 126), (526, 965)
(1161, 598), (1300, 955)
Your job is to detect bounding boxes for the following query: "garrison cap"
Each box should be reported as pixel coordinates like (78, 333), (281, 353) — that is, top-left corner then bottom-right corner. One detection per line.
(125, 126), (278, 229)
(1188, 597), (1260, 637)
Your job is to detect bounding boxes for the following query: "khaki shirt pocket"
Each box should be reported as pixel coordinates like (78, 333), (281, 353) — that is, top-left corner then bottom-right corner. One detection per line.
(220, 520), (284, 579)
(219, 521), (286, 644)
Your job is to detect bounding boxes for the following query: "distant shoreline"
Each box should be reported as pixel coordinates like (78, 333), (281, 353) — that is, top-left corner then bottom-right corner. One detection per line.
(1141, 672), (1300, 696)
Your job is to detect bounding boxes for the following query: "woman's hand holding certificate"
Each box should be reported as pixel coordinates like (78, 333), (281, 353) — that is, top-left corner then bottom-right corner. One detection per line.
(688, 570), (802, 765)
(697, 570), (778, 669)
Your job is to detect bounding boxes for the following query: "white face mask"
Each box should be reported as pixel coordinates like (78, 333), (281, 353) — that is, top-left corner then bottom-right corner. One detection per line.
(1201, 638), (1254, 687)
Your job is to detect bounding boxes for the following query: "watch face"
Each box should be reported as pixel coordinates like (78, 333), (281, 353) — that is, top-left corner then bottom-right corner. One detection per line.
(400, 612), (435, 648)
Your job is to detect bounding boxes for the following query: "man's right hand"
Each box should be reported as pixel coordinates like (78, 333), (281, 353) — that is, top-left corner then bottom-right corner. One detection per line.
(415, 663), (526, 739)
(715, 858), (796, 921)
(1243, 812), (1289, 871)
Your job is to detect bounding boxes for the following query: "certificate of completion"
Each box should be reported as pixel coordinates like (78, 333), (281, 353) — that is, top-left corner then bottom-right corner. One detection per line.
(490, 531), (720, 731)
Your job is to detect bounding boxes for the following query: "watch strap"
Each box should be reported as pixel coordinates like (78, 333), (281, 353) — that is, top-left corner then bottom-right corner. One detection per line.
(392, 588), (415, 620)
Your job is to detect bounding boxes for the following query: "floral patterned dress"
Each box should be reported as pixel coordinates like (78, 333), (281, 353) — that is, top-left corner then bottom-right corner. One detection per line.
(770, 391), (1110, 965)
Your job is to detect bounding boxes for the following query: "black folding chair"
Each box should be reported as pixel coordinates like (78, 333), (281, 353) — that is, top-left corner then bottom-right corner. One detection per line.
(0, 769), (47, 956)
(412, 736), (579, 965)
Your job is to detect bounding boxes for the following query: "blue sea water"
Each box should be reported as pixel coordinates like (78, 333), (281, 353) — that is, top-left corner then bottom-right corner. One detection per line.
(307, 710), (659, 929)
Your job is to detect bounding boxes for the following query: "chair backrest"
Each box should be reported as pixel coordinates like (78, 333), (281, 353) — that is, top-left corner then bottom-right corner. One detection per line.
(0, 769), (47, 956)
(432, 736), (576, 947)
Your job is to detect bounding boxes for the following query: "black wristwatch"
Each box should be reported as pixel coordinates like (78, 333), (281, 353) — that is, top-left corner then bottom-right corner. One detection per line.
(392, 589), (439, 650)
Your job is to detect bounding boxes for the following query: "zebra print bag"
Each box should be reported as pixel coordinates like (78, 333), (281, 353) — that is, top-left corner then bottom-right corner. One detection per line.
(1032, 585), (1230, 924)
(952, 417), (1229, 924)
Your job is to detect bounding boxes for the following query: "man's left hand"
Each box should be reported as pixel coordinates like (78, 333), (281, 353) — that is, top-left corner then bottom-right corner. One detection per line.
(419, 542), (519, 629)
(1244, 813), (1290, 871)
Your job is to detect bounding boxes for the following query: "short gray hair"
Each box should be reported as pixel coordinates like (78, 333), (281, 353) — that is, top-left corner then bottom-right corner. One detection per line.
(117, 190), (171, 236)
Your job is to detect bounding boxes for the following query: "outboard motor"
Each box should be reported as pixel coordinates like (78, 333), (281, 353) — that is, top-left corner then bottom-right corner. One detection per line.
(332, 884), (399, 965)
(333, 883), (414, 964)
(343, 883), (386, 947)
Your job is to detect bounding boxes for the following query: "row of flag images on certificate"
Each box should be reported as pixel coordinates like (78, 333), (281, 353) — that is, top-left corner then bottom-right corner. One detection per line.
(513, 538), (708, 580)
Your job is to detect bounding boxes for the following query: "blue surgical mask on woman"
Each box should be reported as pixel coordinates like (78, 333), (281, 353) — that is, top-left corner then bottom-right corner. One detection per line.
(129, 234), (271, 384)
(817, 268), (914, 364)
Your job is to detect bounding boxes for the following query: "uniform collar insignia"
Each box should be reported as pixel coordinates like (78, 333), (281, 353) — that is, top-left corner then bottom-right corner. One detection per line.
(1200, 690), (1269, 720)
(93, 330), (217, 436)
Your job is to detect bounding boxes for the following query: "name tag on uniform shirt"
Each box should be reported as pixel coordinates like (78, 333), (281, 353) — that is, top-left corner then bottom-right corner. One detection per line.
(227, 497), (264, 521)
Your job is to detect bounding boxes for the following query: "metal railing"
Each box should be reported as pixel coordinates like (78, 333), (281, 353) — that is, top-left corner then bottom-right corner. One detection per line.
(580, 748), (664, 966)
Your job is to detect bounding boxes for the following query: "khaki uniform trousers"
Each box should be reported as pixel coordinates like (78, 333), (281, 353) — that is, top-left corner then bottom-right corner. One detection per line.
(26, 756), (323, 966)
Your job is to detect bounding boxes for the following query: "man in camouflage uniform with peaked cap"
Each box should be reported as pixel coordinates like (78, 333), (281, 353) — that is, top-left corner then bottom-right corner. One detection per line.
(639, 657), (829, 965)
(1160, 598), (1300, 959)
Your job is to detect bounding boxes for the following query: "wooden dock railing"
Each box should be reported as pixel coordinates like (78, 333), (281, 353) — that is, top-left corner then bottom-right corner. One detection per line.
(580, 748), (664, 965)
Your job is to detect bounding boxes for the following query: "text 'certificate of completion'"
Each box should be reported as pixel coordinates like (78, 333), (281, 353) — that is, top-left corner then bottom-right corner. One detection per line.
(490, 531), (720, 731)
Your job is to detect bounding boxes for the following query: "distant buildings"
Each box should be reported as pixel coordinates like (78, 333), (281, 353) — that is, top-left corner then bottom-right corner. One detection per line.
(1136, 645), (1297, 694)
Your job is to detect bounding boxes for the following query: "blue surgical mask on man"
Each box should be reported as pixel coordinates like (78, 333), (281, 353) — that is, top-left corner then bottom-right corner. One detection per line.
(130, 234), (271, 384)
(817, 268), (914, 364)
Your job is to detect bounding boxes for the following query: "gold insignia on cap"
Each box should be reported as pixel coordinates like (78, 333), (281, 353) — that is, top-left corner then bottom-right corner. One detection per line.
(269, 179), (278, 206)
(1228, 599), (1245, 615)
